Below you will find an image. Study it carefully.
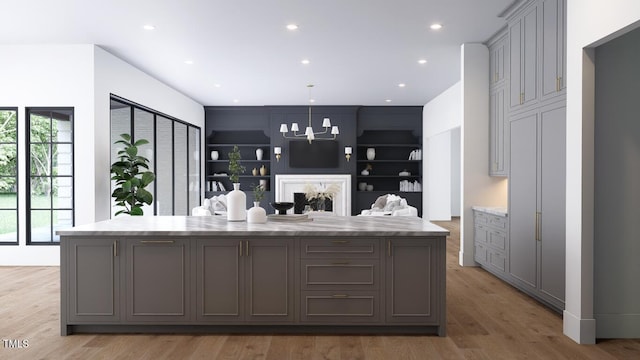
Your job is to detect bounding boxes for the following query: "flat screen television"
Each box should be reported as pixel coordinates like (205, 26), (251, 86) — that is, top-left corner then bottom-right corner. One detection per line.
(289, 140), (339, 168)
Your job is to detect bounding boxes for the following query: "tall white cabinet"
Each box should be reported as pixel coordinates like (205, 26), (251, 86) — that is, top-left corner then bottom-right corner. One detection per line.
(480, 0), (566, 312)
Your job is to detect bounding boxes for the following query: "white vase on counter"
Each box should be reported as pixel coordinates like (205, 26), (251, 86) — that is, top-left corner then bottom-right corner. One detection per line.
(247, 202), (267, 224)
(366, 148), (376, 160)
(227, 183), (246, 221)
(255, 148), (263, 161)
(211, 150), (219, 160)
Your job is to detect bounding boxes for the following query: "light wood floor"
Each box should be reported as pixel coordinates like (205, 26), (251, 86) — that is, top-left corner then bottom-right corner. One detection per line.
(1, 219), (638, 359)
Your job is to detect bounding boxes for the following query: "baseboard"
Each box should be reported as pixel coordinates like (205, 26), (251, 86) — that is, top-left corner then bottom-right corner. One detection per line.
(459, 250), (477, 267)
(595, 313), (640, 338)
(563, 310), (596, 344)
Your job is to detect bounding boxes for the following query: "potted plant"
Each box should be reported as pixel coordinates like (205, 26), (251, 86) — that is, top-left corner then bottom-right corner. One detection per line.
(110, 134), (155, 216)
(226, 145), (246, 221)
(247, 183), (267, 223)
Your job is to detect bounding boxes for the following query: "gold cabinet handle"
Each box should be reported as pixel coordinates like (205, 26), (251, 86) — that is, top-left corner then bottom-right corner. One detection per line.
(140, 240), (175, 244)
(113, 240), (118, 257)
(520, 92), (524, 105)
(332, 294), (349, 298)
(535, 212), (542, 241)
(246, 240), (249, 257)
(537, 212), (542, 242)
(387, 240), (392, 257)
(331, 240), (348, 244)
(239, 241), (242, 257)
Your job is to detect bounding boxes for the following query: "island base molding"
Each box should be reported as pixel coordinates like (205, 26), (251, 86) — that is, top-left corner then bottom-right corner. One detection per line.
(64, 324), (444, 336)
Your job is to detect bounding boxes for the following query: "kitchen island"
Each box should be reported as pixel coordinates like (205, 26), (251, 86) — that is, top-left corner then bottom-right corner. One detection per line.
(58, 215), (448, 336)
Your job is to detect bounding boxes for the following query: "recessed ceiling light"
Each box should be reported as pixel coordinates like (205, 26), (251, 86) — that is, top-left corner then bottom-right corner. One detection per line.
(430, 23), (443, 30)
(398, 83), (406, 88)
(213, 84), (221, 88)
(301, 59), (310, 65)
(286, 24), (299, 30)
(142, 24), (155, 30)
(385, 99), (392, 103)
(309, 99), (316, 103)
(418, 59), (427, 64)
(233, 99), (239, 103)
(184, 60), (194, 65)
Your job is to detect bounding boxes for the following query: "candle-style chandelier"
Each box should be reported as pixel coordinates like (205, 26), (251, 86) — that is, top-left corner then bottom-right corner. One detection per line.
(279, 84), (339, 143)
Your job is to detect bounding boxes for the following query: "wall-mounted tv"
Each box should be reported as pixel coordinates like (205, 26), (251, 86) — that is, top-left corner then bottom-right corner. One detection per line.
(289, 140), (339, 168)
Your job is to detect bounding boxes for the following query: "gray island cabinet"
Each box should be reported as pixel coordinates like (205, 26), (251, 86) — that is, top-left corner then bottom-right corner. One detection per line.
(59, 216), (448, 336)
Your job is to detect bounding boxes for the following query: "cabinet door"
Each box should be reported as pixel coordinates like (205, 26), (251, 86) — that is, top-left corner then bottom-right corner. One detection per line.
(508, 112), (538, 290)
(126, 238), (190, 322)
(490, 34), (507, 85)
(385, 238), (441, 324)
(245, 238), (295, 322)
(67, 238), (120, 323)
(196, 239), (243, 322)
(539, 105), (566, 305)
(541, 0), (566, 100)
(490, 87), (508, 176)
(510, 4), (539, 109)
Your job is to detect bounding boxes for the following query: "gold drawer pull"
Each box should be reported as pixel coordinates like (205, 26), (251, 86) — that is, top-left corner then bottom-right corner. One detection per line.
(331, 261), (350, 265)
(331, 240), (348, 244)
(140, 240), (175, 244)
(332, 294), (349, 298)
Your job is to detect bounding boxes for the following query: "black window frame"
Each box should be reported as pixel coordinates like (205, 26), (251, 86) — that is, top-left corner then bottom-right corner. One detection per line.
(26, 107), (75, 245)
(109, 95), (201, 217)
(0, 107), (19, 245)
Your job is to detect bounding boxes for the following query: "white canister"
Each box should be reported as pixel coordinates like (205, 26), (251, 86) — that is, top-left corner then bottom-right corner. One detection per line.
(247, 202), (267, 223)
(255, 148), (263, 161)
(366, 148), (376, 160)
(211, 150), (219, 160)
(227, 183), (247, 221)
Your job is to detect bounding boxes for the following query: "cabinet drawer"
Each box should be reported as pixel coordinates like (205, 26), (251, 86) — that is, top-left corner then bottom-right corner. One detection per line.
(488, 215), (507, 230)
(300, 238), (379, 259)
(474, 211), (490, 225)
(488, 230), (507, 250)
(300, 290), (380, 323)
(474, 225), (489, 245)
(301, 260), (379, 290)
(475, 244), (488, 265)
(488, 249), (506, 273)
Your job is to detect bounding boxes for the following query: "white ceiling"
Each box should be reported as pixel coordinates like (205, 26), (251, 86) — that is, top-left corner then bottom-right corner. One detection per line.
(0, 0), (512, 106)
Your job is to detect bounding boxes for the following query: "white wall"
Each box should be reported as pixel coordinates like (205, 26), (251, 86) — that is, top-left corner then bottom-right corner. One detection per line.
(426, 131), (451, 220)
(0, 45), (94, 265)
(564, 0), (640, 344)
(423, 82), (461, 220)
(460, 43), (508, 266)
(0, 45), (203, 265)
(93, 47), (204, 222)
(450, 127), (461, 217)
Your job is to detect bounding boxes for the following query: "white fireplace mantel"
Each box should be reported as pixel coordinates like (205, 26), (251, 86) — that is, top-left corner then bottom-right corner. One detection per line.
(275, 174), (351, 216)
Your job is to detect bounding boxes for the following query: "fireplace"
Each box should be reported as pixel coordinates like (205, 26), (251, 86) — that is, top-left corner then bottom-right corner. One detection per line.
(275, 174), (351, 216)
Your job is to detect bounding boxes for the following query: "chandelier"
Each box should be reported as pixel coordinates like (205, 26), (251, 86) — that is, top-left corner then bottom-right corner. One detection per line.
(279, 84), (339, 143)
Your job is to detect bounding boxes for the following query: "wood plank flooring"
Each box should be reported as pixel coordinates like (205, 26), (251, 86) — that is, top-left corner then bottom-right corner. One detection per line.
(1, 219), (638, 359)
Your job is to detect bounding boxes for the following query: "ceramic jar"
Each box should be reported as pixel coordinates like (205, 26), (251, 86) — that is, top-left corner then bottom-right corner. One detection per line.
(255, 148), (263, 161)
(260, 165), (267, 176)
(366, 148), (376, 160)
(247, 201), (267, 223)
(227, 183), (246, 221)
(211, 150), (219, 160)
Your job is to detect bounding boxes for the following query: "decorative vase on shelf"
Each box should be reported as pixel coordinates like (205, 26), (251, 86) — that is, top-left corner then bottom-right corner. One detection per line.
(211, 150), (219, 160)
(366, 148), (376, 160)
(252, 168), (258, 176)
(260, 165), (267, 176)
(256, 148), (263, 161)
(227, 183), (246, 221)
(247, 201), (267, 224)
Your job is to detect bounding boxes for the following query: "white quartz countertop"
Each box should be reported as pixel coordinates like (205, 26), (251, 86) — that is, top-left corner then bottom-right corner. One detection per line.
(57, 215), (449, 237)
(472, 206), (508, 217)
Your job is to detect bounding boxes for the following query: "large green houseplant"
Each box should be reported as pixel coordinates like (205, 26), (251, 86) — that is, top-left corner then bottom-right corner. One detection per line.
(110, 134), (155, 216)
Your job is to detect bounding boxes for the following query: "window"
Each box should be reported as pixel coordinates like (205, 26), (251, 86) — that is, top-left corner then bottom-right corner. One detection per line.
(0, 108), (18, 245)
(110, 96), (200, 216)
(27, 108), (74, 244)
